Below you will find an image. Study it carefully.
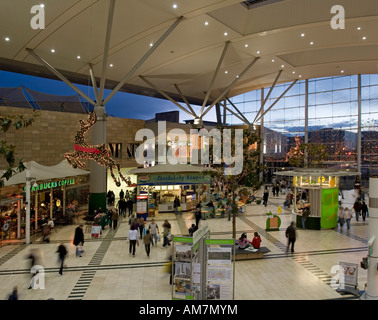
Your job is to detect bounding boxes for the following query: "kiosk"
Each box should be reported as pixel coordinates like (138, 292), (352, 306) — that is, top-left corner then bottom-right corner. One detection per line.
(275, 168), (359, 230)
(130, 164), (211, 214)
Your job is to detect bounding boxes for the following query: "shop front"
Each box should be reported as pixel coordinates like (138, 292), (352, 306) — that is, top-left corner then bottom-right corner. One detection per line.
(1, 160), (89, 241)
(275, 168), (359, 230)
(130, 164), (211, 217)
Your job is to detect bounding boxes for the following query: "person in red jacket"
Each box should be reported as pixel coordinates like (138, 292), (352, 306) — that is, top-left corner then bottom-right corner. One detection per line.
(251, 232), (262, 249)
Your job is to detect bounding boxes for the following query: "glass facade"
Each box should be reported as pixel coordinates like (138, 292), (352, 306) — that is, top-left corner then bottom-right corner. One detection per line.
(227, 74), (378, 183)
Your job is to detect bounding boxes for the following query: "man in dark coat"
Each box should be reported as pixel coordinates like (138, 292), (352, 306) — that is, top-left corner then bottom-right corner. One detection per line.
(57, 242), (67, 276)
(73, 225), (84, 256)
(285, 221), (296, 253)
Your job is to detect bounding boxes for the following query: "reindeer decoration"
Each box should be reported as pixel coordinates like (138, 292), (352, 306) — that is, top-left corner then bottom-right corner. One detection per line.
(65, 111), (131, 187)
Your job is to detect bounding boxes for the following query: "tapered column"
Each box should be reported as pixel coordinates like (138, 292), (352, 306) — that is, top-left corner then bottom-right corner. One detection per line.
(362, 177), (378, 299)
(89, 104), (107, 215)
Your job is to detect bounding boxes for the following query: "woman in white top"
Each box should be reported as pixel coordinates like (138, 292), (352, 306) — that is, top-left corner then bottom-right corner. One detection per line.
(128, 225), (139, 257)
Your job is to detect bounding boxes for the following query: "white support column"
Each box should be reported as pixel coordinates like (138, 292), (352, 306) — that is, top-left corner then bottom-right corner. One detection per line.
(17, 200), (21, 239)
(260, 88), (264, 181)
(25, 169), (31, 244)
(362, 177), (378, 299)
(304, 79), (309, 167)
(357, 74), (362, 174)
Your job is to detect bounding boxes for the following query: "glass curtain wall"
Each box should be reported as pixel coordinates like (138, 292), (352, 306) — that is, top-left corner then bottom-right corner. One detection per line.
(226, 74), (378, 183)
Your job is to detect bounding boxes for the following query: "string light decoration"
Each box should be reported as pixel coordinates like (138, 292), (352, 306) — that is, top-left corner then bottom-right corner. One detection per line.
(65, 111), (131, 187)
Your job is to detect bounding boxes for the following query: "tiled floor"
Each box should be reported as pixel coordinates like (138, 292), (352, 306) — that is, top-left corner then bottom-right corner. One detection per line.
(0, 190), (369, 300)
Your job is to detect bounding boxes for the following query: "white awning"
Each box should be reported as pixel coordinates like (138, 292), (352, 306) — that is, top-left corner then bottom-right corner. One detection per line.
(130, 164), (210, 174)
(2, 160), (89, 186)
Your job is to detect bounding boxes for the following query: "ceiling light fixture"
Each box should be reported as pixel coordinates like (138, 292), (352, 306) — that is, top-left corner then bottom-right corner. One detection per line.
(357, 27), (361, 30)
(272, 59), (275, 62)
(281, 64), (285, 68)
(256, 50), (260, 54)
(77, 56), (81, 59)
(149, 42), (153, 47)
(172, 4), (177, 9)
(225, 71), (228, 74)
(301, 33), (305, 37)
(341, 70), (344, 73)
(245, 44), (248, 48)
(362, 36), (367, 40)
(224, 32), (228, 36)
(310, 41), (314, 45)
(51, 49), (55, 53)
(204, 21), (209, 26)
(110, 64), (114, 67)
(40, 4), (45, 8)
(5, 37), (10, 41)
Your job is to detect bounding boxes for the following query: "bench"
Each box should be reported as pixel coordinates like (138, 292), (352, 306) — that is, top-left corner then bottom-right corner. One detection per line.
(234, 246), (270, 260)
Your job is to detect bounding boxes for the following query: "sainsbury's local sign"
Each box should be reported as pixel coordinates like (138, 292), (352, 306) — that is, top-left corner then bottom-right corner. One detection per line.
(24, 178), (75, 192)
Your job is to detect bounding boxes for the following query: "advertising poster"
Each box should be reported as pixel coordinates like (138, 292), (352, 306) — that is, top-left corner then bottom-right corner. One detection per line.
(339, 261), (358, 288)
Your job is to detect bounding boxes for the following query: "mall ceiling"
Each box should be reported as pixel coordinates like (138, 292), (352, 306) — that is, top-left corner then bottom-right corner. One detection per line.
(1, 0), (378, 108)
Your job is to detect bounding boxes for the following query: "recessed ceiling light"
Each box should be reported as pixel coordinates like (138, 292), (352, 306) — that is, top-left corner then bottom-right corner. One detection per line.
(110, 64), (113, 67)
(341, 70), (344, 73)
(225, 71), (228, 74)
(299, 75), (302, 78)
(362, 36), (367, 40)
(256, 50), (260, 54)
(5, 37), (10, 41)
(301, 33), (305, 37)
(272, 59), (275, 62)
(51, 49), (55, 53)
(204, 21), (209, 26)
(149, 42), (153, 47)
(40, 4), (45, 8)
(310, 41), (314, 45)
(172, 4), (177, 9)
(357, 27), (361, 30)
(245, 44), (248, 48)
(77, 56), (81, 59)
(292, 71), (296, 74)
(224, 32), (228, 36)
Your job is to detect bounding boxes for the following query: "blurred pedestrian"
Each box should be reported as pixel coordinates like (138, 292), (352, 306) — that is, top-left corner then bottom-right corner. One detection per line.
(263, 186), (269, 207)
(285, 221), (296, 253)
(8, 287), (18, 300)
(73, 225), (84, 257)
(56, 242), (67, 276)
(344, 207), (353, 230)
(148, 219), (159, 246)
(138, 217), (145, 239)
(162, 219), (171, 248)
(361, 201), (368, 222)
(112, 209), (119, 229)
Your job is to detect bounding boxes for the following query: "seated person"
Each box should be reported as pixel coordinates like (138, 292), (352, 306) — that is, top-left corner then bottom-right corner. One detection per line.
(251, 232), (261, 249)
(188, 224), (198, 236)
(238, 233), (251, 249)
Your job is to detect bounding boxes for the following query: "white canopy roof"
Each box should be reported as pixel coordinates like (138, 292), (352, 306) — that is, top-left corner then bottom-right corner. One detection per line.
(3, 160), (89, 186)
(1, 0), (378, 110)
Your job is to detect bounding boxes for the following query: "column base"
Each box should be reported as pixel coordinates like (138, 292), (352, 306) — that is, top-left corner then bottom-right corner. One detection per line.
(89, 193), (107, 216)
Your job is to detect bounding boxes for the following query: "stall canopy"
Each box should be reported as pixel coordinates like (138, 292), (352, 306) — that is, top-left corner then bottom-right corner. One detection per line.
(2, 160), (89, 186)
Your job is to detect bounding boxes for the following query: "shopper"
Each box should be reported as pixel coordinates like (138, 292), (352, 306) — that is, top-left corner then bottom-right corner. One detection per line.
(128, 225), (139, 257)
(127, 199), (134, 216)
(353, 198), (362, 221)
(251, 232), (262, 249)
(338, 206), (345, 230)
(238, 233), (251, 249)
(138, 217), (145, 239)
(119, 189), (125, 200)
(112, 209), (119, 229)
(8, 287), (18, 300)
(285, 221), (296, 253)
(73, 224), (84, 257)
(195, 202), (202, 227)
(162, 219), (171, 248)
(344, 207), (353, 230)
(174, 196), (181, 215)
(56, 242), (67, 276)
(188, 224), (198, 236)
(148, 219), (159, 246)
(361, 201), (368, 222)
(301, 205), (310, 229)
(263, 186), (269, 207)
(144, 229), (152, 257)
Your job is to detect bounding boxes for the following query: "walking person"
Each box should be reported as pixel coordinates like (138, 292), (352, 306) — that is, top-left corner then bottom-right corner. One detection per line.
(127, 199), (134, 216)
(128, 225), (139, 257)
(195, 202), (202, 228)
(112, 209), (119, 229)
(338, 206), (345, 230)
(263, 186), (269, 207)
(148, 219), (159, 246)
(174, 196), (181, 215)
(56, 242), (67, 276)
(73, 224), (84, 257)
(8, 287), (18, 300)
(361, 201), (368, 222)
(144, 229), (152, 257)
(301, 205), (310, 229)
(285, 221), (296, 253)
(138, 217), (145, 239)
(162, 219), (171, 248)
(353, 198), (362, 221)
(344, 207), (353, 230)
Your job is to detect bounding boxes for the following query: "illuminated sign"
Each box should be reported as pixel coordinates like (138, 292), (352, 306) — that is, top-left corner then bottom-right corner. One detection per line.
(24, 178), (75, 191)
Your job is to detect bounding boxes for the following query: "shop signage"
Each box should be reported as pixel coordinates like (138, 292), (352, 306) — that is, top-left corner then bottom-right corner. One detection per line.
(137, 173), (210, 185)
(24, 178), (75, 191)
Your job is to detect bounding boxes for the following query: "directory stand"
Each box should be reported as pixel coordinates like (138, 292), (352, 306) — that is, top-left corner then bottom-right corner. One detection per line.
(205, 239), (235, 300)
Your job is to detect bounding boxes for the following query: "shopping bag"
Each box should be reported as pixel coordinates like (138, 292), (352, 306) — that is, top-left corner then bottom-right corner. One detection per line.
(157, 234), (161, 242)
(178, 206), (182, 212)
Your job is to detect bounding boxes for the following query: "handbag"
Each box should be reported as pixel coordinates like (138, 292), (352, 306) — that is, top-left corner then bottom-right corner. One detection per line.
(157, 234), (161, 242)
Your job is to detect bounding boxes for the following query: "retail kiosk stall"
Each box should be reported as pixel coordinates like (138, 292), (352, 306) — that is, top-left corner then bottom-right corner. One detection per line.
(275, 168), (359, 230)
(130, 164), (211, 216)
